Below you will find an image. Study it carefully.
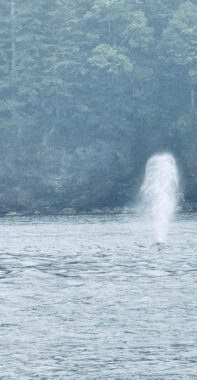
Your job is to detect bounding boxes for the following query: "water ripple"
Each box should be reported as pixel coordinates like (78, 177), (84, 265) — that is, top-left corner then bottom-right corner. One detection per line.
(0, 214), (196, 379)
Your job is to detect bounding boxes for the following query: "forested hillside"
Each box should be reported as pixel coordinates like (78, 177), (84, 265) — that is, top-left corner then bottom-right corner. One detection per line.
(0, 0), (197, 214)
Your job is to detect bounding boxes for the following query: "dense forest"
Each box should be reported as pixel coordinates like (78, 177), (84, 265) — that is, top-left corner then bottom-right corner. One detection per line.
(0, 0), (197, 214)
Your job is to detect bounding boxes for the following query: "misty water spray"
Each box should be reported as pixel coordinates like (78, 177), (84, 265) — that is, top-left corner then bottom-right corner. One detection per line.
(140, 153), (179, 243)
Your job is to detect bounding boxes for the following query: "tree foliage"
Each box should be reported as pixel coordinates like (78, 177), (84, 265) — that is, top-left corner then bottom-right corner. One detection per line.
(0, 0), (196, 213)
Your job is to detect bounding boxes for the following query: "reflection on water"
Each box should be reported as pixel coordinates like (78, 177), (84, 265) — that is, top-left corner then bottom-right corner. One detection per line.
(0, 213), (196, 379)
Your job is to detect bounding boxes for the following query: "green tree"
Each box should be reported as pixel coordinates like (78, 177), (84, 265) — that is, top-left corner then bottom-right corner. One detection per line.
(0, 1), (12, 128)
(162, 1), (197, 108)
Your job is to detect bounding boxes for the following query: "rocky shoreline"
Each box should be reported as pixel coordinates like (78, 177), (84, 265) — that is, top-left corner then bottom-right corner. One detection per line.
(1, 202), (197, 218)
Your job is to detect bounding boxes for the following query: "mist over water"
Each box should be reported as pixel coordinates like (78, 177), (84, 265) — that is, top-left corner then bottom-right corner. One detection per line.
(140, 153), (179, 243)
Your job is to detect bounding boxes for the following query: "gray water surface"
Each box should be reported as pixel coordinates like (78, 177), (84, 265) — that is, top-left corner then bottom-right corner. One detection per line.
(0, 213), (196, 379)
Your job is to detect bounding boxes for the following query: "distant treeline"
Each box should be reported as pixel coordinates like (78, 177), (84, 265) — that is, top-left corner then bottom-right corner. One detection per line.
(0, 0), (197, 214)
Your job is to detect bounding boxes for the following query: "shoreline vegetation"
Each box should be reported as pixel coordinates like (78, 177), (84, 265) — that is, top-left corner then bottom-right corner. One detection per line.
(0, 1), (197, 212)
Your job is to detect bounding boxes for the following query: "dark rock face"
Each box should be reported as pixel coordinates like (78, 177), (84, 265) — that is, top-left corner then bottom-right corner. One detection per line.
(0, 131), (196, 216)
(0, 138), (138, 215)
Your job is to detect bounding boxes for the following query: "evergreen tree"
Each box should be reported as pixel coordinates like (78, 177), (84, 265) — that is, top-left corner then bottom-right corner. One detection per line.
(162, 1), (197, 108)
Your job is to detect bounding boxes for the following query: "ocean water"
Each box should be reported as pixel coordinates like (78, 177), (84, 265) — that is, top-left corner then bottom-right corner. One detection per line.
(0, 213), (196, 379)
